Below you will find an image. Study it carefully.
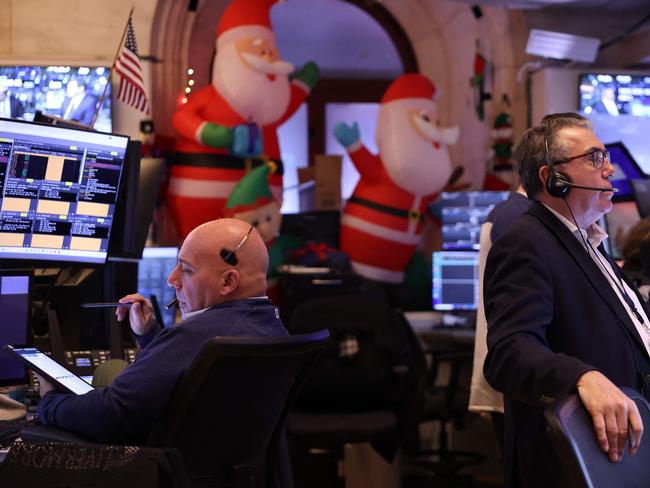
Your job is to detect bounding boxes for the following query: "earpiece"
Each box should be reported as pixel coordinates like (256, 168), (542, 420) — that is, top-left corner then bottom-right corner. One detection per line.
(546, 167), (571, 198)
(219, 224), (254, 267)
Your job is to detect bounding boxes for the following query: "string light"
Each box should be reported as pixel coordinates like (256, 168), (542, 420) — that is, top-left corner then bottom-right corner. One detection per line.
(181, 67), (195, 104)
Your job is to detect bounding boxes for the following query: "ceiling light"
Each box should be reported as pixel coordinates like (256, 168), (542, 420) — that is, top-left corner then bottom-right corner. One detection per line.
(526, 29), (601, 63)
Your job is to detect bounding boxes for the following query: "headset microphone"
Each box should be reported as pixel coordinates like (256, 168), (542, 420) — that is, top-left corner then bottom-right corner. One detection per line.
(546, 169), (618, 197)
(558, 181), (619, 193)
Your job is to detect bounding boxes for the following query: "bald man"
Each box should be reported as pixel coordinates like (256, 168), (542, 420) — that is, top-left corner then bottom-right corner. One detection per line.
(36, 219), (287, 443)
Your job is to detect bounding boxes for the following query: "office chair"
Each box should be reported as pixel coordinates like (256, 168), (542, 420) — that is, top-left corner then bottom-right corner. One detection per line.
(397, 315), (483, 486)
(17, 331), (330, 488)
(544, 386), (650, 488)
(285, 295), (418, 488)
(0, 441), (190, 488)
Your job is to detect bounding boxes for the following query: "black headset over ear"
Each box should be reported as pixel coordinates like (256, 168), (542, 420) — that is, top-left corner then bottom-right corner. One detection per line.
(544, 136), (571, 198)
(219, 224), (254, 266)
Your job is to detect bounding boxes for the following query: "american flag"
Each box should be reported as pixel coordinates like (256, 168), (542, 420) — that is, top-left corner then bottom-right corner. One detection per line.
(115, 18), (149, 113)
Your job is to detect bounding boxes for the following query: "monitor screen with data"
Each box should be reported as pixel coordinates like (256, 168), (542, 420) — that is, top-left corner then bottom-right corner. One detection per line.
(432, 251), (480, 311)
(441, 191), (510, 251)
(0, 118), (129, 264)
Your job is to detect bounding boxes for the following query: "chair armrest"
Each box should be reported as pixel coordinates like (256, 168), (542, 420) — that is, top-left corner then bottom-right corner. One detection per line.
(20, 425), (92, 444)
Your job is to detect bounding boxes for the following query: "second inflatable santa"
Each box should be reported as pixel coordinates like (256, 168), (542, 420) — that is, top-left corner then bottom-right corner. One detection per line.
(334, 74), (459, 284)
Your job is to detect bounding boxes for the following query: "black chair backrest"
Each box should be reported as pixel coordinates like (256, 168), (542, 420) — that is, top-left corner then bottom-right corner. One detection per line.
(288, 295), (408, 413)
(148, 330), (329, 487)
(544, 387), (650, 488)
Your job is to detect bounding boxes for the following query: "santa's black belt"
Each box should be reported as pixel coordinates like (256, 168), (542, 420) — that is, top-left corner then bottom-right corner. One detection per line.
(173, 152), (284, 176)
(348, 195), (422, 222)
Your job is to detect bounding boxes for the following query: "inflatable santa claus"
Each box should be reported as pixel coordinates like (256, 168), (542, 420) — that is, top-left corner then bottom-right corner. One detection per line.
(334, 74), (459, 284)
(169, 0), (319, 238)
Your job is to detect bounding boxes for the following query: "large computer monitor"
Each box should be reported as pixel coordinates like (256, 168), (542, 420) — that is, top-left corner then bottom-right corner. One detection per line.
(0, 269), (32, 386)
(441, 191), (510, 251)
(432, 251), (480, 311)
(0, 118), (129, 264)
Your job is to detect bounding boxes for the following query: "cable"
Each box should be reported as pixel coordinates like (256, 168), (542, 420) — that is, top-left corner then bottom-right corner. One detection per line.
(599, 9), (650, 50)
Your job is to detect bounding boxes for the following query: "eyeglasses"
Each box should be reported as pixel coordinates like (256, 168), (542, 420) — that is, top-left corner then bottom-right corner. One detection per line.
(554, 148), (610, 169)
(219, 225), (254, 266)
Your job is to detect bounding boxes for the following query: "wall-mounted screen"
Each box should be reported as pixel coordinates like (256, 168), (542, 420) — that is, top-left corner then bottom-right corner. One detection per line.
(0, 65), (112, 132)
(0, 118), (129, 264)
(579, 73), (650, 117)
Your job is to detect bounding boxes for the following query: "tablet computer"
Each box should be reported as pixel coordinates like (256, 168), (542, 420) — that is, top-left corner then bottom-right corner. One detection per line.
(4, 346), (94, 395)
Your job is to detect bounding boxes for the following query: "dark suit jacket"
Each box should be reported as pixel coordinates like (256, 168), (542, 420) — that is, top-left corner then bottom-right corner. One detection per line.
(60, 94), (98, 125)
(484, 200), (650, 488)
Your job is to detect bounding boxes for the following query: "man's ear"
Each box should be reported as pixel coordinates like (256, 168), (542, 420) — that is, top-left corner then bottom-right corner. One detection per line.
(538, 164), (550, 188)
(220, 269), (240, 296)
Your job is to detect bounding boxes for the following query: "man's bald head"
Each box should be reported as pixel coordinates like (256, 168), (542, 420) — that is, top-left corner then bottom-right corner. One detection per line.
(167, 218), (269, 314)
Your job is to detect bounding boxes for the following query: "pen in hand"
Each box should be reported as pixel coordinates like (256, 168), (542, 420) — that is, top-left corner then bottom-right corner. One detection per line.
(81, 302), (133, 308)
(165, 298), (179, 310)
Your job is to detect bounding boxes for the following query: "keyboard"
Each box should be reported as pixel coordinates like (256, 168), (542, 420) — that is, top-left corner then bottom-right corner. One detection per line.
(0, 419), (33, 448)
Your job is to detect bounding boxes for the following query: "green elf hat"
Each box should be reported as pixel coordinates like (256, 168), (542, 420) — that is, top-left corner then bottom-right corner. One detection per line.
(225, 162), (277, 216)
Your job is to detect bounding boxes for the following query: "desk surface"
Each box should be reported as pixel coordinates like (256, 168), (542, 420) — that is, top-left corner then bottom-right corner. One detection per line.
(404, 311), (475, 347)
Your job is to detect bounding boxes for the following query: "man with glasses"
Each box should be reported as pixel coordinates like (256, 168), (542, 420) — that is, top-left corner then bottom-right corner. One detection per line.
(36, 218), (287, 443)
(483, 113), (650, 487)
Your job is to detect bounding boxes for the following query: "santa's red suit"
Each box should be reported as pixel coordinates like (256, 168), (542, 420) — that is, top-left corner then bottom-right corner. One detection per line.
(167, 0), (317, 238)
(169, 83), (307, 237)
(340, 146), (439, 283)
(337, 74), (458, 284)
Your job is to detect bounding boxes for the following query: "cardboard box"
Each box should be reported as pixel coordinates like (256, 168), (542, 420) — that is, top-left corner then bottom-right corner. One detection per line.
(298, 155), (342, 211)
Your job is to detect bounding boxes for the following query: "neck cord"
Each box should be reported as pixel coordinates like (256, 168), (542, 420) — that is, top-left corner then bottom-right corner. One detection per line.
(563, 199), (646, 326)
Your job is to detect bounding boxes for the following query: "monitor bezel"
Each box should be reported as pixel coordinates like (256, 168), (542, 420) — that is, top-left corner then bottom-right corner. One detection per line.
(0, 117), (130, 268)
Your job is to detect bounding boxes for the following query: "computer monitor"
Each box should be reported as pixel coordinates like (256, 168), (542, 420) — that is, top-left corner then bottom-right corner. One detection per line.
(0, 118), (129, 264)
(138, 247), (179, 327)
(604, 200), (641, 260)
(432, 251), (480, 311)
(279, 210), (340, 249)
(0, 65), (112, 132)
(605, 142), (648, 201)
(108, 147), (165, 259)
(632, 179), (650, 218)
(0, 269), (32, 386)
(441, 191), (510, 250)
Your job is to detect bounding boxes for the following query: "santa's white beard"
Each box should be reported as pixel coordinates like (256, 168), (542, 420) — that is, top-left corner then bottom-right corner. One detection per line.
(376, 105), (452, 196)
(213, 43), (291, 126)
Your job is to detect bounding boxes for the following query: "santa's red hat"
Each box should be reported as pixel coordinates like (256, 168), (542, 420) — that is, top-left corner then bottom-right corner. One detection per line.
(381, 74), (437, 104)
(217, 0), (280, 47)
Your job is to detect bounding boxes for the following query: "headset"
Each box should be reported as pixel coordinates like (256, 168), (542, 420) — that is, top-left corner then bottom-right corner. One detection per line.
(544, 137), (619, 198)
(219, 224), (254, 266)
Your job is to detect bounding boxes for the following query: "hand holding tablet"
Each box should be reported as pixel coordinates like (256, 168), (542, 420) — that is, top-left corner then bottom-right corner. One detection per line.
(4, 346), (94, 395)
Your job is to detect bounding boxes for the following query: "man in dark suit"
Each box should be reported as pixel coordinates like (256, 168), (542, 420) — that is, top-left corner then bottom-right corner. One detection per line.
(34, 218), (288, 443)
(0, 83), (25, 119)
(60, 79), (98, 126)
(484, 112), (649, 488)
